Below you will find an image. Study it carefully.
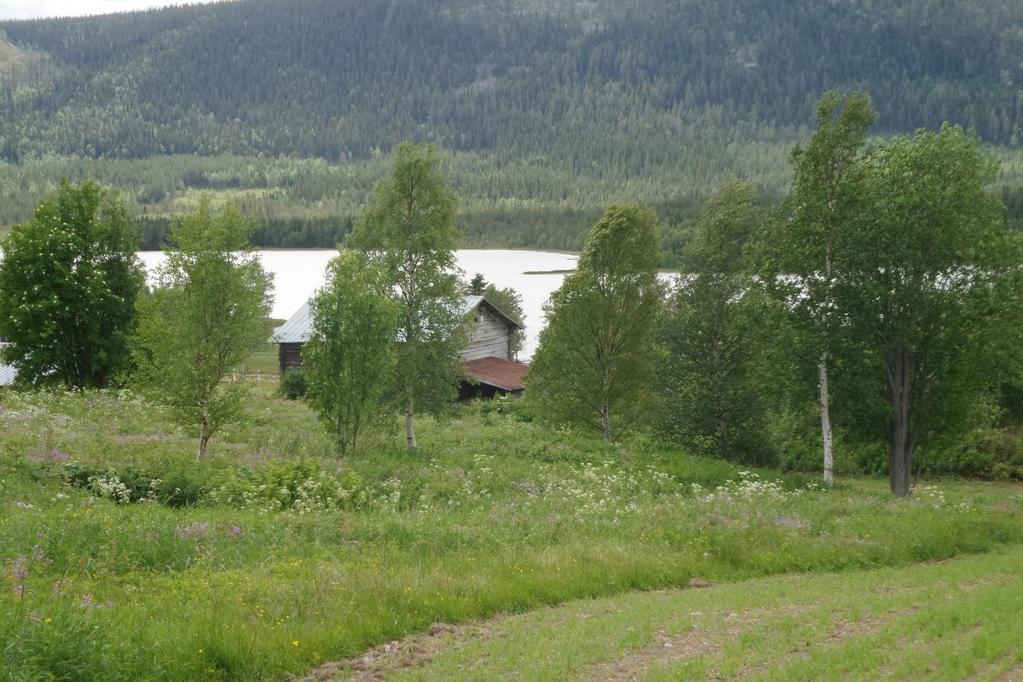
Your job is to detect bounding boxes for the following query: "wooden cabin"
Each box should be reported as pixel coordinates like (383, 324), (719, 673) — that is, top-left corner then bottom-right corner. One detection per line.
(274, 295), (528, 396)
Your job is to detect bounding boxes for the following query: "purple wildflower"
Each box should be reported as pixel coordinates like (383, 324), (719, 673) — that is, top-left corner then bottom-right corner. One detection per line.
(10, 555), (28, 598)
(49, 449), (71, 462)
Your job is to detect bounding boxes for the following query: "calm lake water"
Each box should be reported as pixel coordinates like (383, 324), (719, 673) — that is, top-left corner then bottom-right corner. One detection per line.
(138, 249), (581, 358)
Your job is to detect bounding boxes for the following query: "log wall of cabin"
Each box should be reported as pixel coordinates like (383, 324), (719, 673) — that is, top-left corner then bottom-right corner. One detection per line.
(461, 308), (512, 361)
(278, 342), (305, 373)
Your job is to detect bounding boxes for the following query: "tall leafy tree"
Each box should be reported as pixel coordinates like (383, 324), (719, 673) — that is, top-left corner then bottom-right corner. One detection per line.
(305, 251), (399, 456)
(837, 126), (1022, 496)
(350, 143), (464, 450)
(657, 182), (772, 463)
(767, 91), (877, 484)
(0, 180), (143, 389)
(528, 205), (662, 442)
(134, 200), (272, 458)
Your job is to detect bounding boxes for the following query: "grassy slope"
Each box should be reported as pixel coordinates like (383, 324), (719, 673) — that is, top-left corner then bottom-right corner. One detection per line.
(1, 387), (1021, 680)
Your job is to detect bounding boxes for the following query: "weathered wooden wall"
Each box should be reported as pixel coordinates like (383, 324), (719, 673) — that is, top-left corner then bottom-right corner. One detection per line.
(278, 343), (305, 373)
(461, 308), (511, 361)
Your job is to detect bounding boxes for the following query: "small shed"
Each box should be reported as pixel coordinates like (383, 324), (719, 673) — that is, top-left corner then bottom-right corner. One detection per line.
(273, 295), (529, 396)
(274, 302), (313, 373)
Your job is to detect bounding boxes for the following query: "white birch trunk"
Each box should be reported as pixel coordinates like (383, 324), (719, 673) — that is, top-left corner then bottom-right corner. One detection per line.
(405, 398), (417, 450)
(818, 353), (834, 485)
(601, 405), (612, 443)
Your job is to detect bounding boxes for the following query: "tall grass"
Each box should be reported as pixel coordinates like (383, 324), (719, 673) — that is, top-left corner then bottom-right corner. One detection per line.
(1, 388), (1021, 680)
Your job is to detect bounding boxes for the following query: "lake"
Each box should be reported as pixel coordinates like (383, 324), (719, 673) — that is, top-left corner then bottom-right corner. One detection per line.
(138, 249), (581, 358)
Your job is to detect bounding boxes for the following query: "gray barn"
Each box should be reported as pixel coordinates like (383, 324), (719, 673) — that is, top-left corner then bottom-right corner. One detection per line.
(274, 295), (528, 395)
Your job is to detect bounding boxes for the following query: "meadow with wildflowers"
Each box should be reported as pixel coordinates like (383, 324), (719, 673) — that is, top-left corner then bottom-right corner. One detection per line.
(1, 387), (1022, 680)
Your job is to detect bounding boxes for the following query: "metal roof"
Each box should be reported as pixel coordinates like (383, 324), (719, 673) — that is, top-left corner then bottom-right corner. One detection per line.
(0, 344), (16, 387)
(462, 295), (484, 315)
(274, 295), (520, 345)
(272, 301), (313, 344)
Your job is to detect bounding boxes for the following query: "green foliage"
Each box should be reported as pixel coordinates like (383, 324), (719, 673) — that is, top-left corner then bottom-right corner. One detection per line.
(836, 125), (1022, 494)
(765, 90), (877, 372)
(209, 460), (363, 512)
(133, 199), (273, 457)
(656, 183), (773, 464)
(0, 180), (143, 389)
(922, 426), (1023, 481)
(61, 461), (205, 507)
(760, 91), (879, 485)
(351, 143), (466, 447)
(304, 251), (398, 455)
(1, 602), (116, 682)
(468, 273), (487, 295)
(528, 205), (662, 441)
(277, 368), (307, 400)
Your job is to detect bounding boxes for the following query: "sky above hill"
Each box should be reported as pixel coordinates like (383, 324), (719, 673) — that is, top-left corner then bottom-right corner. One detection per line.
(0, 1), (224, 20)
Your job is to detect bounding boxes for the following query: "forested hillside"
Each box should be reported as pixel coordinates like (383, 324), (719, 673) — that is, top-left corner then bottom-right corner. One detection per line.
(1, 0), (1021, 253)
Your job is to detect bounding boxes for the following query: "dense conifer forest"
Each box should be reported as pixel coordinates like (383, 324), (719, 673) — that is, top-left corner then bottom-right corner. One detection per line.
(1, 0), (1021, 255)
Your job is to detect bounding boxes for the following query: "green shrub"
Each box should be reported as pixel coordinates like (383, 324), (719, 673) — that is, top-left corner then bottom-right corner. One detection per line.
(156, 469), (207, 507)
(209, 460), (363, 512)
(60, 462), (207, 506)
(278, 368), (307, 400)
(921, 426), (1023, 480)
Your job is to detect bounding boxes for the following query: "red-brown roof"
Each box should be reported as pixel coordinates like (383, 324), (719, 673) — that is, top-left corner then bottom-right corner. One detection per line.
(464, 357), (529, 391)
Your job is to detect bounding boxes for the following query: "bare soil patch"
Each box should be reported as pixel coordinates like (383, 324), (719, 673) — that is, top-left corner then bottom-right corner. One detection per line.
(296, 621), (496, 681)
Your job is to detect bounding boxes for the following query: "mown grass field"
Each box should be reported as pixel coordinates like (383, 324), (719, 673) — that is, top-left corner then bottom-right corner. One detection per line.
(354, 545), (1023, 680)
(1, 386), (1021, 680)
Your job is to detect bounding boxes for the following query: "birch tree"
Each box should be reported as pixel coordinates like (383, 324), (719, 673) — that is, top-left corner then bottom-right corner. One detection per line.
(304, 251), (399, 456)
(768, 91), (876, 484)
(351, 143), (464, 450)
(527, 205), (662, 442)
(134, 200), (272, 458)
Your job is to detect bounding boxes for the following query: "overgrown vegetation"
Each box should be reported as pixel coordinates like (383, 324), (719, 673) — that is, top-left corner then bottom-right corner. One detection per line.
(0, 2), (1021, 675)
(0, 387), (1020, 680)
